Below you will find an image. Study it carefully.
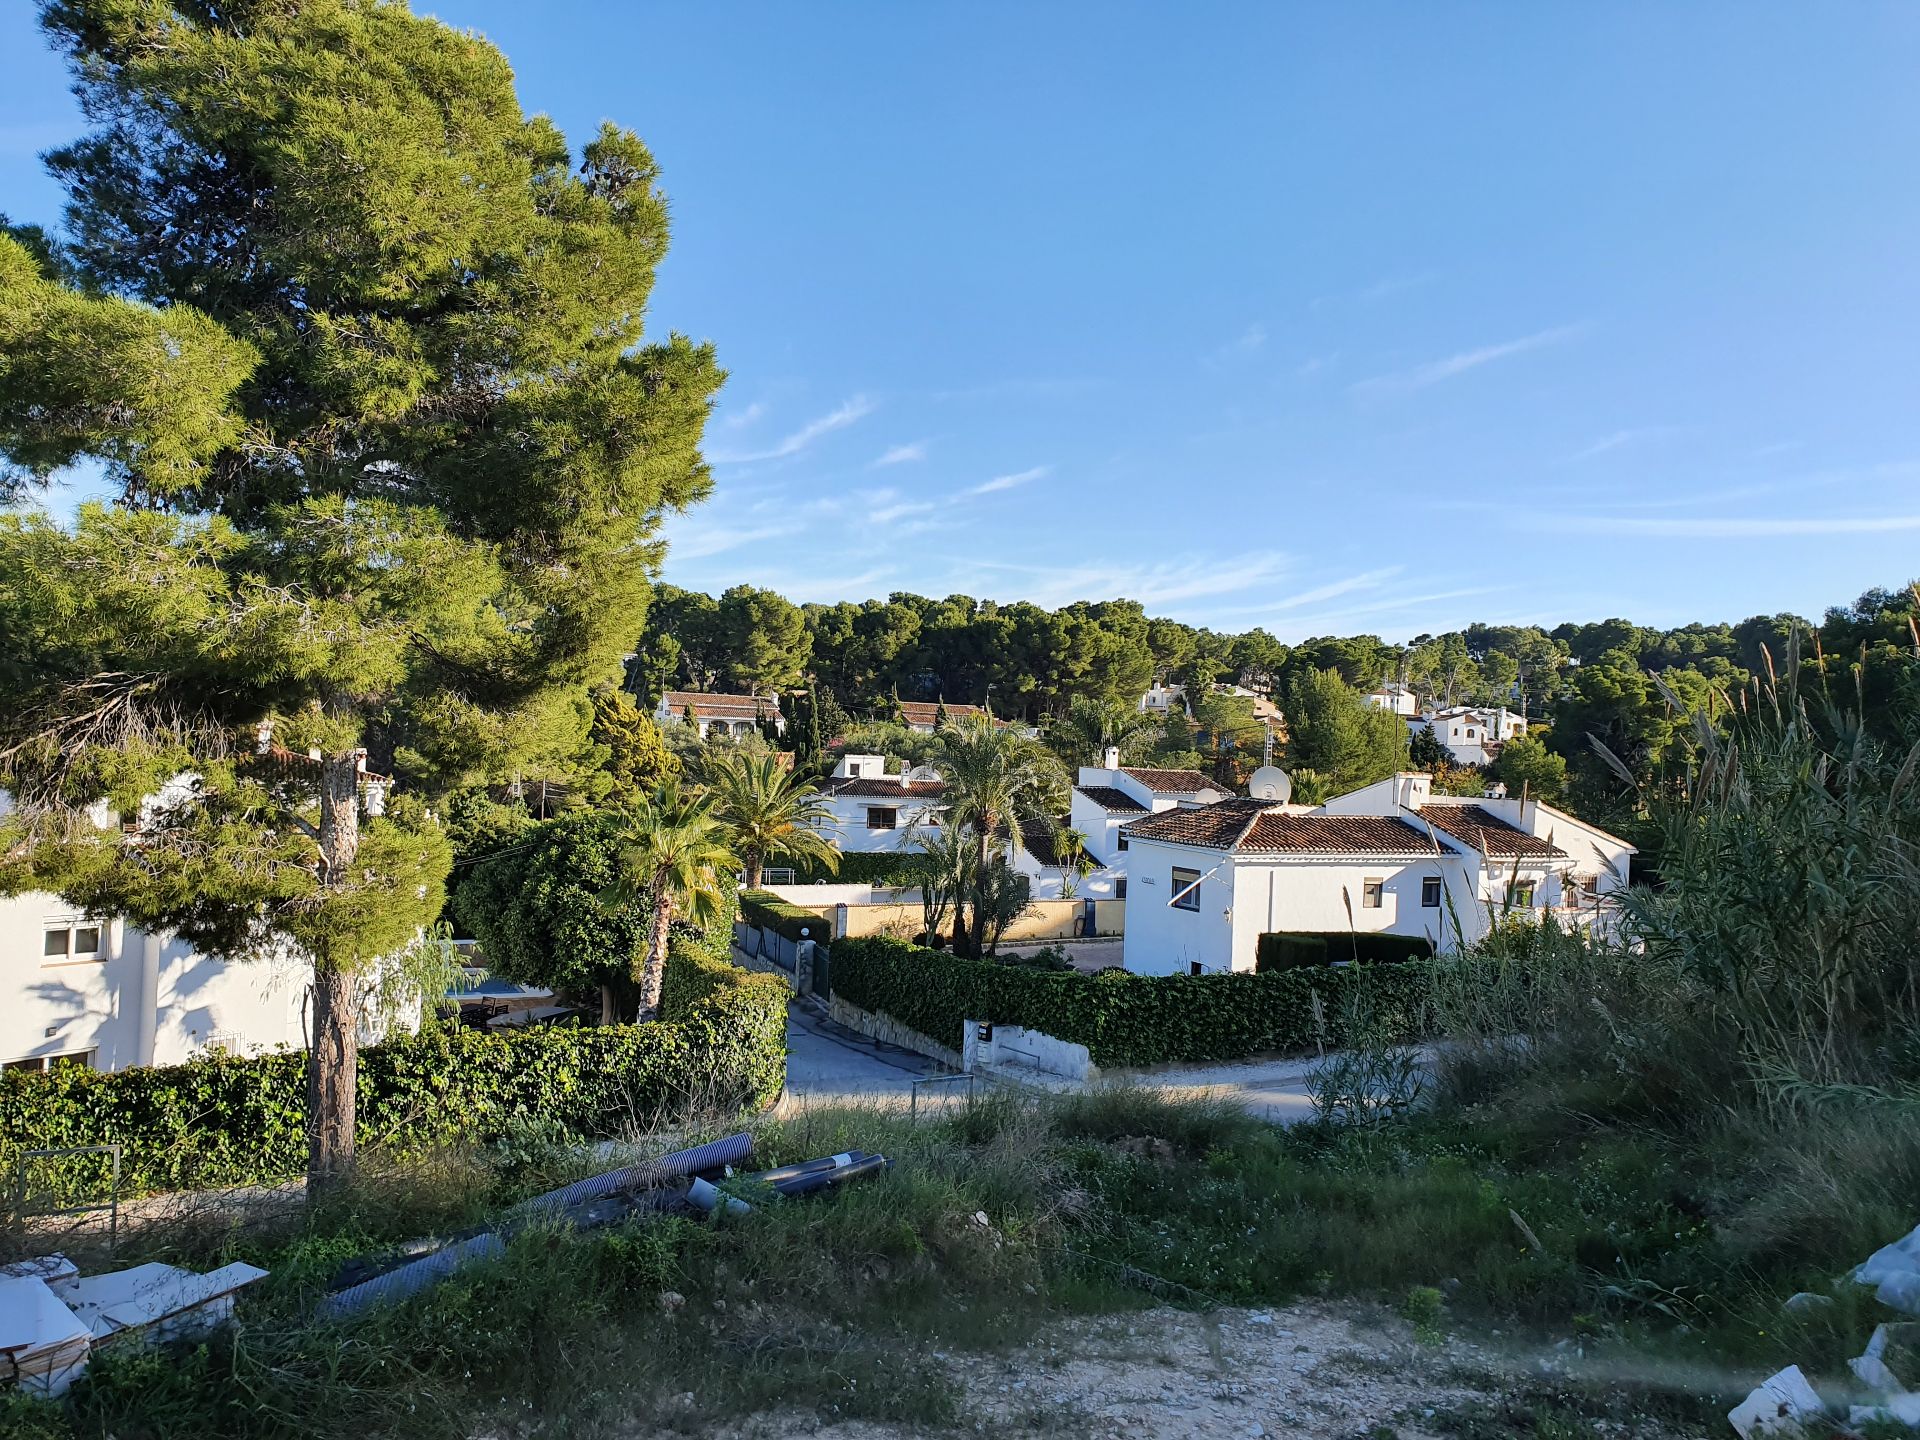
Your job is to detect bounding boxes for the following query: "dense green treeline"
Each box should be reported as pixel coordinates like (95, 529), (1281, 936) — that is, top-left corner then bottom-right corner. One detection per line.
(624, 578), (1920, 818)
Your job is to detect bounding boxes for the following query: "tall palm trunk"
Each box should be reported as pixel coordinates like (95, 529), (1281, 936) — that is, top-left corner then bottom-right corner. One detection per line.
(744, 849), (763, 889)
(308, 752), (362, 1194)
(634, 880), (676, 1021)
(966, 821), (996, 959)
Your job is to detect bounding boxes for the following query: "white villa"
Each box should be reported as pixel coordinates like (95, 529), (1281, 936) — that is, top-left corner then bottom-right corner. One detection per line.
(1, 750), (406, 1073)
(657, 690), (785, 740)
(1120, 770), (1633, 977)
(1138, 682), (1187, 717)
(1363, 682), (1419, 717)
(1414, 705), (1528, 766)
(1068, 751), (1237, 897)
(816, 754), (947, 853)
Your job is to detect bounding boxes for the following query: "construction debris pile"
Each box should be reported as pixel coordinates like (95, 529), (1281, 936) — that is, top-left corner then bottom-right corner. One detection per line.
(0, 1253), (267, 1398)
(1729, 1221), (1920, 1436)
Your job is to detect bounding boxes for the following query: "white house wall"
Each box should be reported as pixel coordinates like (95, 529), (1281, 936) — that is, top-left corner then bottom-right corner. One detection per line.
(816, 795), (945, 854)
(1, 891), (310, 1072)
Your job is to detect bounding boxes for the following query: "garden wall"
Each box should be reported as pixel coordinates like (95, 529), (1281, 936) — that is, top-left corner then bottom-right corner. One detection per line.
(0, 939), (788, 1199)
(827, 936), (1435, 1069)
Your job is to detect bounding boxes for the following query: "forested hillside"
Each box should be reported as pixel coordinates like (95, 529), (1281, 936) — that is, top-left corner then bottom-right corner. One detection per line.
(626, 579), (1920, 819)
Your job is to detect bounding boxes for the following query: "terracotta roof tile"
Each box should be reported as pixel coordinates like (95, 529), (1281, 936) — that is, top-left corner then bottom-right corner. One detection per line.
(1074, 784), (1147, 813)
(662, 690), (781, 720)
(824, 777), (948, 799)
(1120, 766), (1232, 796)
(1417, 803), (1565, 858)
(1126, 799), (1441, 854)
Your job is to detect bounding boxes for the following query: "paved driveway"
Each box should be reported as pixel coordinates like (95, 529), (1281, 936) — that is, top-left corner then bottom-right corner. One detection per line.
(780, 1002), (945, 1106)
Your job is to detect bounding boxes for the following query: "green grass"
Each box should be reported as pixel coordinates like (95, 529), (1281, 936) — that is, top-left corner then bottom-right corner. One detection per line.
(9, 1080), (1914, 1438)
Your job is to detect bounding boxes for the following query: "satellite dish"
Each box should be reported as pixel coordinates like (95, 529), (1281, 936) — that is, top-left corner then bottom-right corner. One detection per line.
(905, 764), (942, 783)
(1248, 766), (1292, 804)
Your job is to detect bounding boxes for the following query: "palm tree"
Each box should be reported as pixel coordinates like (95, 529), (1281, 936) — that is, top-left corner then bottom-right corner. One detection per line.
(935, 716), (1066, 955)
(705, 750), (841, 889)
(1054, 826), (1094, 899)
(1046, 694), (1161, 768)
(606, 781), (736, 1022)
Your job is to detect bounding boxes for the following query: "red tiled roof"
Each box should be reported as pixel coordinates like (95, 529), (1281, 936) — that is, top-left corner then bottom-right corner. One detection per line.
(662, 691), (781, 720)
(1417, 803), (1565, 858)
(825, 777), (948, 799)
(250, 745), (393, 786)
(1125, 799), (1441, 855)
(1074, 784), (1147, 813)
(1120, 766), (1232, 796)
(895, 701), (1009, 728)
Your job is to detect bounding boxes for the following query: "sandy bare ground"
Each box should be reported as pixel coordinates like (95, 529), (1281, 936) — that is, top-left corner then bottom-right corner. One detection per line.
(691, 1299), (1689, 1440)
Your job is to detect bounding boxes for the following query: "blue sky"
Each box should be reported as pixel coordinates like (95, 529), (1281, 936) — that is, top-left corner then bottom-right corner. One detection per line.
(5, 3), (1919, 641)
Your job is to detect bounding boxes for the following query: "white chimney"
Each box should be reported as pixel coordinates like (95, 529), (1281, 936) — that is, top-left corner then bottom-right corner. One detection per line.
(1102, 746), (1120, 770)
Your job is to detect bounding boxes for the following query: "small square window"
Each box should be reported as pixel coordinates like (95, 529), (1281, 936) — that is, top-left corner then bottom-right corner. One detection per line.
(1361, 879), (1384, 909)
(1117, 832), (1129, 852)
(1421, 876), (1442, 908)
(1171, 867), (1201, 912)
(1188, 961), (1204, 976)
(1511, 882), (1536, 908)
(43, 929), (70, 958)
(73, 926), (102, 958)
(865, 806), (897, 831)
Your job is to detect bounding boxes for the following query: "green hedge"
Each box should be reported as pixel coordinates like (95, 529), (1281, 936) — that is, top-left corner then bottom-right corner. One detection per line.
(0, 940), (788, 1200)
(739, 889), (831, 942)
(829, 936), (1435, 1068)
(1256, 931), (1435, 971)
(779, 851), (917, 886)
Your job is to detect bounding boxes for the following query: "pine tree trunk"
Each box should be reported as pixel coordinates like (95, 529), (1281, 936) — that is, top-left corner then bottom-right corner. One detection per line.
(634, 886), (675, 1022)
(309, 752), (363, 1194)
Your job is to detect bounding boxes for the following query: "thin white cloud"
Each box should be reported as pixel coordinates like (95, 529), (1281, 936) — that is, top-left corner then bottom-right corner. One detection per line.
(719, 400), (768, 431)
(1556, 514), (1920, 539)
(963, 553), (1294, 610)
(1352, 324), (1586, 397)
(870, 498), (938, 525)
(1309, 272), (1436, 311)
(1207, 324), (1267, 366)
(873, 441), (927, 467)
(968, 465), (1050, 496)
(659, 518), (797, 560)
(706, 395), (875, 464)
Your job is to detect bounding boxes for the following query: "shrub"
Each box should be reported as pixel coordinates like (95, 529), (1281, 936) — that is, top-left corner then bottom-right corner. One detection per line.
(1256, 931), (1434, 971)
(828, 936), (1435, 1067)
(739, 888), (830, 942)
(0, 940), (787, 1200)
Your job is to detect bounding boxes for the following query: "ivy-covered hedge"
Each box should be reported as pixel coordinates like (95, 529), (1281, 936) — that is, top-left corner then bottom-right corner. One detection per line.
(0, 940), (788, 1199)
(829, 936), (1436, 1068)
(1256, 931), (1435, 971)
(739, 889), (831, 942)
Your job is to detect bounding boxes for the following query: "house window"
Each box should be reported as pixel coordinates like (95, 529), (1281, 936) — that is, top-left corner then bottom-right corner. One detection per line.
(1511, 881), (1536, 908)
(1117, 832), (1129, 852)
(1465, 727), (1476, 739)
(1188, 961), (1204, 976)
(1421, 876), (1442, 908)
(865, 806), (898, 831)
(1115, 877), (1128, 900)
(43, 922), (105, 963)
(1171, 867), (1201, 912)
(1361, 879), (1384, 909)
(3, 1050), (96, 1073)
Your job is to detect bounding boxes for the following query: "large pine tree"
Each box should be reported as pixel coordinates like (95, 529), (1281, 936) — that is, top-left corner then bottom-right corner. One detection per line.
(0, 0), (722, 1188)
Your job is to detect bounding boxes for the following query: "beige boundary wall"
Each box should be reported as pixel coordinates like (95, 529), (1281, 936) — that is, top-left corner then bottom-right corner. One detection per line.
(826, 994), (963, 1070)
(806, 897), (1125, 942)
